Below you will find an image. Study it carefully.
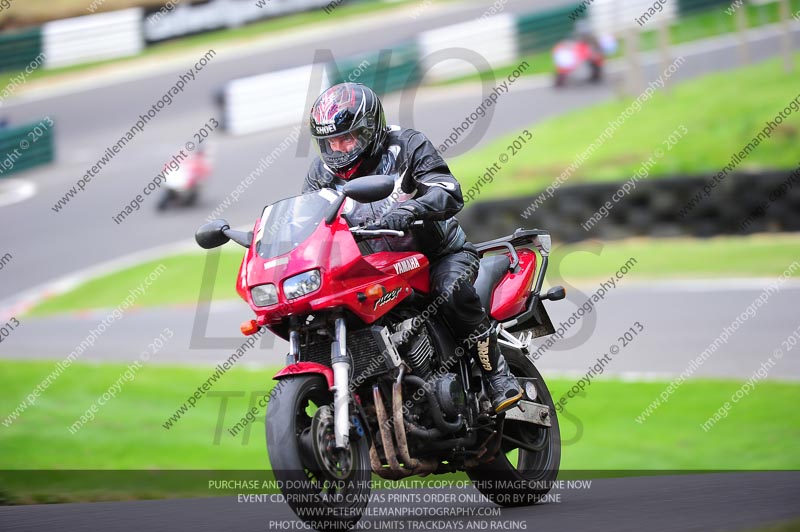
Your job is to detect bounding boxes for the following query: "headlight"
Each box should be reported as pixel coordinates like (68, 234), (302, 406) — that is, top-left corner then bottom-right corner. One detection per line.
(251, 284), (278, 307)
(283, 269), (321, 300)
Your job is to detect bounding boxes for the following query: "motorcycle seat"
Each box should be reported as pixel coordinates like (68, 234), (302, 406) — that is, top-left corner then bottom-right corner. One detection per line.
(473, 254), (511, 312)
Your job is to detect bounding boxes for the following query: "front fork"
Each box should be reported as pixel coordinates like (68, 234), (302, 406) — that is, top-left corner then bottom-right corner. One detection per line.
(331, 317), (351, 449)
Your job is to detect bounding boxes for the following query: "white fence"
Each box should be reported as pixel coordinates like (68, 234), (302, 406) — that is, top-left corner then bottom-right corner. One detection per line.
(224, 64), (332, 136)
(589, 0), (678, 34)
(144, 0), (332, 42)
(42, 8), (144, 69)
(417, 14), (518, 82)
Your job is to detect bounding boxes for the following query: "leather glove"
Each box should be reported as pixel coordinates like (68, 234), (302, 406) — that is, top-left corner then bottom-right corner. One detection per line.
(380, 206), (416, 231)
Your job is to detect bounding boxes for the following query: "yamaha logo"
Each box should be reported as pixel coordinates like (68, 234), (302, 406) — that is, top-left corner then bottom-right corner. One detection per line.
(393, 256), (420, 275)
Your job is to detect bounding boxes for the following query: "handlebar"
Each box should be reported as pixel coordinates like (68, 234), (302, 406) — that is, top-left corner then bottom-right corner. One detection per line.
(349, 220), (424, 239)
(350, 228), (406, 238)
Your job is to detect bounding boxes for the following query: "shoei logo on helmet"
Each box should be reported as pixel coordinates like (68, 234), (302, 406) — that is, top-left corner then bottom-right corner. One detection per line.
(316, 124), (336, 135)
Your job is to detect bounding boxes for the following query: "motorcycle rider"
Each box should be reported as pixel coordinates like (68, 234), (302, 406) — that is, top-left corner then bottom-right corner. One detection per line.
(302, 82), (522, 414)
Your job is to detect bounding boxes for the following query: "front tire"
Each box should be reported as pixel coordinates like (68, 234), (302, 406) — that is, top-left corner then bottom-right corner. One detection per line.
(466, 347), (561, 507)
(266, 375), (371, 531)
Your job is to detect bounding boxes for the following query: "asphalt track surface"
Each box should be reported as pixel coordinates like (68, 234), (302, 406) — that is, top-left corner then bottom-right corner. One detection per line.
(0, 20), (797, 303)
(1, 472), (798, 532)
(4, 282), (799, 380)
(1, 15), (798, 531)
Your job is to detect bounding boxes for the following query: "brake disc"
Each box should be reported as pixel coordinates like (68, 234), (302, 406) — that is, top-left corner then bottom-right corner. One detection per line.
(311, 405), (354, 480)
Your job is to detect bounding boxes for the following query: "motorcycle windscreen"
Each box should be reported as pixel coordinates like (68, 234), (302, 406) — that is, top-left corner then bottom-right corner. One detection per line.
(254, 189), (341, 260)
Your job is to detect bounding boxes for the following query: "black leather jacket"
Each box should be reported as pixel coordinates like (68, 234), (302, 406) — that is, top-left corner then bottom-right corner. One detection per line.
(302, 126), (468, 261)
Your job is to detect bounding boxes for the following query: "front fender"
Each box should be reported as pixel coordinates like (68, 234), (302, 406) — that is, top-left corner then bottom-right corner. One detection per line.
(273, 362), (334, 389)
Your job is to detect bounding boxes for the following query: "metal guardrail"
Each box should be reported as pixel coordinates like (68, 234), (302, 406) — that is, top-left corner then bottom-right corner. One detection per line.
(517, 4), (582, 55)
(328, 42), (421, 96)
(0, 121), (55, 178)
(418, 14), (518, 82)
(0, 28), (43, 73)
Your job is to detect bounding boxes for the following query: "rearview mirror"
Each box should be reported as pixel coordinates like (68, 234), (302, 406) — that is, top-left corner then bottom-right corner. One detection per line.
(343, 174), (395, 203)
(195, 219), (230, 249)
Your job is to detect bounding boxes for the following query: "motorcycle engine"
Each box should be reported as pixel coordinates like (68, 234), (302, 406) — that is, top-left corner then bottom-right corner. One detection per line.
(391, 314), (466, 422)
(431, 373), (466, 422)
(403, 329), (434, 379)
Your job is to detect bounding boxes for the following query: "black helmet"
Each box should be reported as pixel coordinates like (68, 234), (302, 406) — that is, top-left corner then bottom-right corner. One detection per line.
(310, 83), (387, 173)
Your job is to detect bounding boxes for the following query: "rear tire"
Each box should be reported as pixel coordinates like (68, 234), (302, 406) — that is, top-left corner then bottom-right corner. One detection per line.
(466, 347), (561, 507)
(266, 375), (371, 530)
(590, 62), (603, 83)
(156, 190), (175, 211)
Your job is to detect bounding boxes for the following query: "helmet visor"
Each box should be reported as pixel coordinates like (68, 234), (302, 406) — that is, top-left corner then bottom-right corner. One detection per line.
(314, 119), (375, 170)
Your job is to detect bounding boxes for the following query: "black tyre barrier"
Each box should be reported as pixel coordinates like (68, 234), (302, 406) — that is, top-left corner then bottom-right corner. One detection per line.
(457, 169), (800, 243)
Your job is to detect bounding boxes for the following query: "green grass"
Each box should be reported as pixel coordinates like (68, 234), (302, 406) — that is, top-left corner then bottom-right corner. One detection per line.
(449, 53), (800, 199)
(548, 377), (800, 471)
(0, 360), (272, 471)
(553, 233), (800, 282)
(26, 232), (800, 316)
(743, 520), (800, 532)
(0, 359), (277, 502)
(0, 359), (797, 501)
(29, 249), (244, 316)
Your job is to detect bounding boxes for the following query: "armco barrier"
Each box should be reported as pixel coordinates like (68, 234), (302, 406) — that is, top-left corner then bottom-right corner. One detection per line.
(517, 4), (582, 56)
(0, 121), (55, 178)
(457, 170), (800, 244)
(224, 64), (332, 136)
(588, 0), (678, 35)
(417, 14), (518, 82)
(41, 8), (144, 70)
(0, 28), (43, 73)
(144, 0), (332, 43)
(678, 0), (738, 16)
(327, 42), (421, 96)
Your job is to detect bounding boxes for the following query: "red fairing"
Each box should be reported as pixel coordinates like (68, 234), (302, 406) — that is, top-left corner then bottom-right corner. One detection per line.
(235, 219), (261, 304)
(490, 249), (538, 321)
(274, 362), (334, 388)
(364, 251), (429, 294)
(553, 41), (604, 74)
(238, 205), (425, 326)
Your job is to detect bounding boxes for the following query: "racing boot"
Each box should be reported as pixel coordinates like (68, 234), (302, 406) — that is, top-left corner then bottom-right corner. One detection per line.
(470, 326), (522, 414)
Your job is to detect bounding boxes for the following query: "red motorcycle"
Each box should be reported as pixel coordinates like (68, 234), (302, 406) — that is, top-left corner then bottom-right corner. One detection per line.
(196, 175), (565, 530)
(552, 38), (604, 87)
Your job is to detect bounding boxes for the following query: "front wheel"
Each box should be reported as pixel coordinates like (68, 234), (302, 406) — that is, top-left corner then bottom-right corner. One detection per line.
(466, 347), (561, 507)
(266, 375), (371, 530)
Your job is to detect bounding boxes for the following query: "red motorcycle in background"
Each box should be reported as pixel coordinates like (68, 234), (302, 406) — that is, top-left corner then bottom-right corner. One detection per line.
(552, 38), (605, 87)
(196, 175), (565, 530)
(157, 148), (211, 210)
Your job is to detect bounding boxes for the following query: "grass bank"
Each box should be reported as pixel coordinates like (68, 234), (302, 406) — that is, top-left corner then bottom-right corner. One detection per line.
(0, 359), (797, 502)
(450, 54), (800, 200)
